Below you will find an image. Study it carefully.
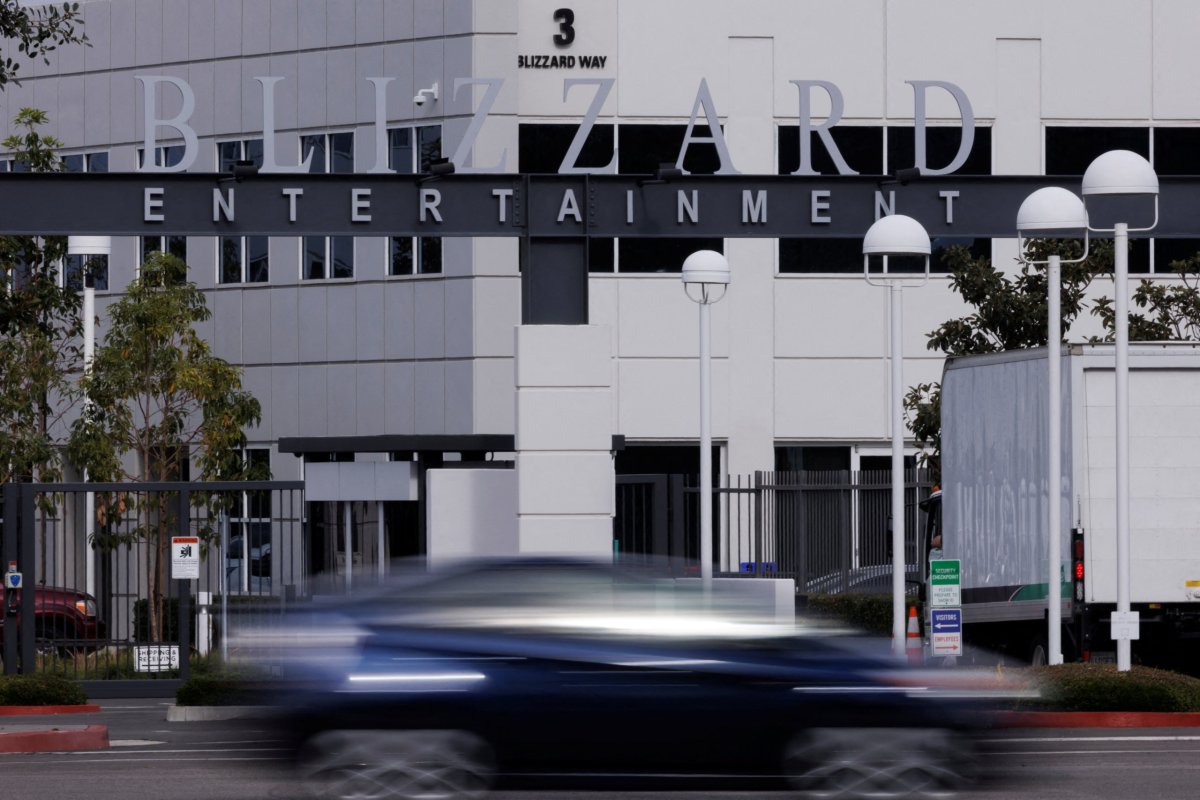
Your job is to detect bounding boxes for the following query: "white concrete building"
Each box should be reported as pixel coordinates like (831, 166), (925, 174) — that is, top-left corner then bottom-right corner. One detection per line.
(7, 0), (1200, 574)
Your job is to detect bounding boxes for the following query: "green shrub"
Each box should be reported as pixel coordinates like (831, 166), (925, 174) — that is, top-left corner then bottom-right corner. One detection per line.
(1017, 664), (1200, 712)
(802, 593), (895, 635)
(0, 673), (88, 706)
(175, 669), (270, 707)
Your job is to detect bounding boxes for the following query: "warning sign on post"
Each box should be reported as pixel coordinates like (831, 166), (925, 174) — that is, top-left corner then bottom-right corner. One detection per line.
(171, 536), (200, 580)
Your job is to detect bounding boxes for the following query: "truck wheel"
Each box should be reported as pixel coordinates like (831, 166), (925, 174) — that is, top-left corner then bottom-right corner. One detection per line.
(1029, 642), (1048, 667)
(34, 623), (75, 660)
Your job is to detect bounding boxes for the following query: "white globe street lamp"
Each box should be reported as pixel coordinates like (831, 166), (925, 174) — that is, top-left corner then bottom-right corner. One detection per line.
(682, 249), (730, 594)
(862, 215), (930, 656)
(1016, 187), (1090, 667)
(1081, 150), (1159, 672)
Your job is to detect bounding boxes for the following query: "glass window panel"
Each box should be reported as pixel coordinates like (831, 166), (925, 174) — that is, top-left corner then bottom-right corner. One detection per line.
(778, 126), (884, 175)
(164, 145), (185, 168)
(244, 138), (264, 168)
(10, 159), (28, 172)
(63, 254), (84, 291)
(779, 238), (863, 274)
(331, 236), (354, 278)
(390, 236), (414, 276)
(886, 126), (992, 175)
(389, 128), (414, 174)
(1153, 128), (1200, 175)
(931, 237), (991, 274)
(88, 254), (108, 291)
(518, 123), (616, 173)
(168, 235), (187, 262)
(86, 152), (108, 173)
(617, 237), (724, 273)
(618, 124), (721, 175)
(1045, 127), (1149, 175)
(331, 132), (354, 174)
(218, 141), (240, 173)
(303, 235), (326, 280)
(219, 236), (242, 283)
(419, 237), (442, 274)
(62, 154), (84, 173)
(418, 125), (442, 172)
(589, 237), (615, 273)
(142, 236), (160, 262)
(302, 135), (326, 173)
(247, 236), (269, 282)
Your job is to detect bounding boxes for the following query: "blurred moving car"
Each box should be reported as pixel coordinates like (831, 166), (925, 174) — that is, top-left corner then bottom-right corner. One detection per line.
(0, 584), (105, 657)
(239, 558), (1003, 800)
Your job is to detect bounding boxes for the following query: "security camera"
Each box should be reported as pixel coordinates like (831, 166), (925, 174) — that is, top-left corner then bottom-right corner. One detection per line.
(413, 83), (438, 107)
(413, 94), (426, 106)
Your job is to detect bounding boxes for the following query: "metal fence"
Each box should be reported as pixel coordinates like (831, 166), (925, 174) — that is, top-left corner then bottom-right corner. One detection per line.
(2, 480), (303, 684)
(615, 469), (934, 594)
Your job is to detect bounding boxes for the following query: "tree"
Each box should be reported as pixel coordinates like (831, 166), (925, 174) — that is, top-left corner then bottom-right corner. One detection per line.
(0, 108), (81, 487)
(1091, 253), (1200, 341)
(905, 239), (1112, 482)
(0, 1), (87, 88)
(68, 253), (262, 641)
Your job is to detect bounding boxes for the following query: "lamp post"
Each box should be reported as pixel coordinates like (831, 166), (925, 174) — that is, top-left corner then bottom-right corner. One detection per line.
(1081, 151), (1159, 672)
(1016, 188), (1090, 667)
(67, 235), (110, 600)
(862, 215), (931, 656)
(682, 250), (730, 593)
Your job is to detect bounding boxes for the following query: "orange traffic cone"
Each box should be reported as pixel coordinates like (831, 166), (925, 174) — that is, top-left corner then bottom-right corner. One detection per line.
(906, 605), (923, 665)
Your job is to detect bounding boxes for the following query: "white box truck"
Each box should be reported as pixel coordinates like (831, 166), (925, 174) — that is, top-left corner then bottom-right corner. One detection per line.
(932, 342), (1200, 667)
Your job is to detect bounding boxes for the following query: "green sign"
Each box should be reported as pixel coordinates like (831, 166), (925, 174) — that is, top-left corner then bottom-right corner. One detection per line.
(929, 559), (961, 607)
(930, 559), (961, 585)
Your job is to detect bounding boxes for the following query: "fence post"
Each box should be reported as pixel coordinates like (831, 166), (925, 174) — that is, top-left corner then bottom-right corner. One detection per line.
(753, 472), (764, 578)
(177, 488), (191, 681)
(2, 483), (17, 674)
(17, 486), (35, 673)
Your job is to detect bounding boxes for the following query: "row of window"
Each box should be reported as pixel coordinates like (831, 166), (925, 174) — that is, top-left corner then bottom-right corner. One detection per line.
(520, 123), (1200, 275)
(1, 126), (445, 289)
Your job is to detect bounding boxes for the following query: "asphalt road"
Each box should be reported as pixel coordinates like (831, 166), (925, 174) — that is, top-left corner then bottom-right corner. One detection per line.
(3, 700), (1200, 800)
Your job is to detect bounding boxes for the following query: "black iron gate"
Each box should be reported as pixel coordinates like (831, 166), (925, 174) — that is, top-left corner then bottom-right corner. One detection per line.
(1, 480), (303, 692)
(613, 469), (933, 591)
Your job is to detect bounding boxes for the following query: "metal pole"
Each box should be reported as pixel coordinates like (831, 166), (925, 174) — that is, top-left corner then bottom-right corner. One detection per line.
(83, 282), (95, 599)
(219, 510), (229, 665)
(890, 282), (906, 656)
(343, 502), (353, 594)
(699, 293), (713, 594)
(1114, 222), (1132, 672)
(1047, 254), (1063, 665)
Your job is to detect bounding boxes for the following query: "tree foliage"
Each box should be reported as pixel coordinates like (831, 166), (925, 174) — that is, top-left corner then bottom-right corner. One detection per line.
(1091, 252), (1200, 341)
(0, 107), (81, 486)
(0, 1), (87, 88)
(68, 253), (263, 639)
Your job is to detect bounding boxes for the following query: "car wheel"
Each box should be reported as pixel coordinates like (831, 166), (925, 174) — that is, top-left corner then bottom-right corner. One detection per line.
(783, 727), (971, 799)
(35, 623), (74, 660)
(300, 729), (495, 800)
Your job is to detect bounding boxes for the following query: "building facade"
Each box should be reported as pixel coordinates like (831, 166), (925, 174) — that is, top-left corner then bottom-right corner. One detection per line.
(7, 0), (1200, 573)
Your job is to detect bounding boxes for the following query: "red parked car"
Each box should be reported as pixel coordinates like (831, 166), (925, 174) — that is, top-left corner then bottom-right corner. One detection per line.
(0, 585), (106, 656)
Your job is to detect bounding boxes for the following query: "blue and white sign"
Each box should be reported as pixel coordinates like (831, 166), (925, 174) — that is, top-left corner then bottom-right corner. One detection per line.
(930, 608), (963, 657)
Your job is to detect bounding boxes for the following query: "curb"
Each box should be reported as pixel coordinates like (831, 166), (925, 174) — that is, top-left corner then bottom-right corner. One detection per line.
(0, 724), (109, 753)
(0, 705), (102, 716)
(996, 711), (1200, 728)
(166, 704), (275, 722)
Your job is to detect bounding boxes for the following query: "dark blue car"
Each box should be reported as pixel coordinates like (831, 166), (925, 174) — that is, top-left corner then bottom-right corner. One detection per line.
(243, 558), (997, 800)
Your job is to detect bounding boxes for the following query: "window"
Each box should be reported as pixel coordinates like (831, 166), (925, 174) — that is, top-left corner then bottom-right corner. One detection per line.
(217, 140), (268, 284)
(301, 132), (354, 279)
(226, 448), (272, 595)
(62, 151), (110, 291)
(388, 125), (443, 276)
(138, 145), (188, 268)
(1045, 127), (1177, 272)
(777, 125), (992, 273)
